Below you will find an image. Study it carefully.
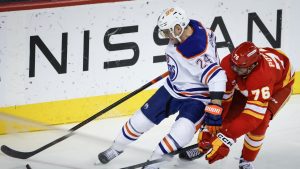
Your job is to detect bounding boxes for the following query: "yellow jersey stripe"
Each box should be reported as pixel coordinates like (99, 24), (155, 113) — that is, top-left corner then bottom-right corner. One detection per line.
(243, 110), (264, 120)
(247, 133), (265, 141)
(244, 140), (262, 151)
(247, 100), (268, 107)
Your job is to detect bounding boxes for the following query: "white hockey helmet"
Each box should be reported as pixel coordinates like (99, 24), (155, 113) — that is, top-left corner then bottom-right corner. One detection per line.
(157, 7), (190, 41)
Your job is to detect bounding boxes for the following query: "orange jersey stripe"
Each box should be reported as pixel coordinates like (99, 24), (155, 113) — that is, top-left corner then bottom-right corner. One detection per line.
(205, 66), (220, 84)
(163, 137), (174, 152)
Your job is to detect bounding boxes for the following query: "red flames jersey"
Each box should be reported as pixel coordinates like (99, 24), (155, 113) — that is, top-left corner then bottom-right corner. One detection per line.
(220, 47), (295, 139)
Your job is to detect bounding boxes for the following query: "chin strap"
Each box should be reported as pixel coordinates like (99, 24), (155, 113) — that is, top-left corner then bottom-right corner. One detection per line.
(171, 25), (185, 43)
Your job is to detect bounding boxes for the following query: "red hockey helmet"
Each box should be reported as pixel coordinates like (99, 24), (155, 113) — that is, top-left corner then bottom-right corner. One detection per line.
(231, 41), (260, 68)
(230, 42), (261, 76)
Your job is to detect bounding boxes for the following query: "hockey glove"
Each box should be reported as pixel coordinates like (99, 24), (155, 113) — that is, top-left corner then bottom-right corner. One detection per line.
(205, 132), (235, 164)
(204, 104), (223, 135)
(197, 131), (212, 153)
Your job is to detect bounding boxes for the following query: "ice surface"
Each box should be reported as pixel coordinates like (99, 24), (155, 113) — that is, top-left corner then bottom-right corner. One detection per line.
(0, 95), (299, 169)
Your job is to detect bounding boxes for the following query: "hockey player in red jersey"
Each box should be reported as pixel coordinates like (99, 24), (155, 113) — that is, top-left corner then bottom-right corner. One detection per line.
(203, 41), (294, 168)
(179, 41), (295, 169)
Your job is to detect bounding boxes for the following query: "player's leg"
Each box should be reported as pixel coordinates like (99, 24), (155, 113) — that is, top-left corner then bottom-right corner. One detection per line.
(144, 99), (206, 168)
(240, 82), (293, 169)
(239, 110), (271, 169)
(98, 109), (155, 164)
(98, 86), (174, 164)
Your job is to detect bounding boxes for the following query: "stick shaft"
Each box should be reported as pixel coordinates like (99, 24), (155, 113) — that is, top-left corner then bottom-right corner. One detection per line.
(120, 144), (199, 169)
(70, 71), (169, 131)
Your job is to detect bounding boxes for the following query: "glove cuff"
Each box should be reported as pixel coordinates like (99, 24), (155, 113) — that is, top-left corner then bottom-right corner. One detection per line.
(216, 133), (234, 147)
(205, 104), (223, 115)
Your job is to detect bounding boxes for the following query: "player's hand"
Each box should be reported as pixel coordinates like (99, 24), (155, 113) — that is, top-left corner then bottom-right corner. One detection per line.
(205, 132), (234, 164)
(204, 104), (223, 134)
(197, 131), (212, 153)
(206, 125), (222, 136)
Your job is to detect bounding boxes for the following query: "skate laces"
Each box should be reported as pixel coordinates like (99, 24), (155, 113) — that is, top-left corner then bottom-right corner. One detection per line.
(186, 148), (202, 158)
(235, 157), (254, 169)
(104, 148), (122, 160)
(142, 165), (159, 169)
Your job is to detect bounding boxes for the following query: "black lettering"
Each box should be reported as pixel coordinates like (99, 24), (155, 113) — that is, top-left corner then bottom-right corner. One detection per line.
(248, 10), (282, 48)
(103, 26), (139, 69)
(153, 26), (168, 63)
(29, 33), (68, 77)
(83, 30), (90, 71)
(210, 16), (234, 52)
(218, 133), (233, 146)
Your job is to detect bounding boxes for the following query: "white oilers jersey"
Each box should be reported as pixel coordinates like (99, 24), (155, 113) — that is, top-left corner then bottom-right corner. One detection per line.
(163, 20), (227, 104)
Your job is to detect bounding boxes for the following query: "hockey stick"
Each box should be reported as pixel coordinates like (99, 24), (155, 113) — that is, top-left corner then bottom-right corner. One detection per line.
(120, 124), (207, 169)
(1, 71), (169, 159)
(120, 143), (199, 169)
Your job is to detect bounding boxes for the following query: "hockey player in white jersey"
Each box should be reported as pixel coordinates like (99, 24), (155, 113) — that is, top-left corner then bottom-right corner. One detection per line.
(98, 7), (227, 169)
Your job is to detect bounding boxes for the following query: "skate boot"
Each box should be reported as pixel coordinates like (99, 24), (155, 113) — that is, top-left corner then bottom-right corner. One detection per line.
(178, 147), (205, 161)
(239, 157), (254, 169)
(142, 165), (159, 169)
(98, 147), (123, 164)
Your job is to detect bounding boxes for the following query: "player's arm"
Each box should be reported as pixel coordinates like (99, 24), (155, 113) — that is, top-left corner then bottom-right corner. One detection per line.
(219, 54), (236, 119)
(221, 89), (235, 119)
(203, 84), (273, 164)
(220, 76), (236, 119)
(200, 62), (227, 134)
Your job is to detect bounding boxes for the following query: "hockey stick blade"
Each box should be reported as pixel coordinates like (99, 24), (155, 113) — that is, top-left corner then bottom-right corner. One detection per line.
(1, 145), (32, 159)
(120, 143), (198, 169)
(1, 132), (74, 159)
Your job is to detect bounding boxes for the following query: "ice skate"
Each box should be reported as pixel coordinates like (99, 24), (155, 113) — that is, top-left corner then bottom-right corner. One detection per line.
(178, 147), (205, 161)
(142, 165), (159, 169)
(239, 157), (254, 169)
(98, 147), (123, 164)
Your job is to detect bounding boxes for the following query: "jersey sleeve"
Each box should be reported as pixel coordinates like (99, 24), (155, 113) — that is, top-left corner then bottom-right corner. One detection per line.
(200, 62), (227, 92)
(220, 54), (236, 101)
(219, 54), (236, 118)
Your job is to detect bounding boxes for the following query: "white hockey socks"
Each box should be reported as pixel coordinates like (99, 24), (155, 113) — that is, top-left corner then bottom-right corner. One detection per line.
(112, 109), (155, 152)
(148, 118), (196, 167)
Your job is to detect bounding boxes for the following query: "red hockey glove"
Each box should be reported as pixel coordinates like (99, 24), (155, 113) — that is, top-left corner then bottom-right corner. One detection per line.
(204, 104), (223, 135)
(197, 131), (213, 153)
(205, 132), (235, 164)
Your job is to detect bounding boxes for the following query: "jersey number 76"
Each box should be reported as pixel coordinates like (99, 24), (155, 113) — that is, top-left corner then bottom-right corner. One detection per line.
(251, 86), (271, 100)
